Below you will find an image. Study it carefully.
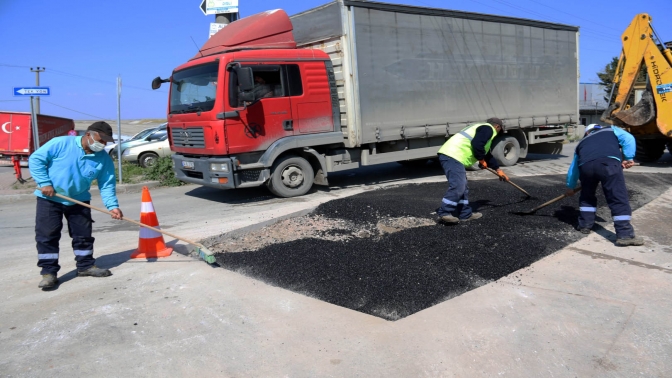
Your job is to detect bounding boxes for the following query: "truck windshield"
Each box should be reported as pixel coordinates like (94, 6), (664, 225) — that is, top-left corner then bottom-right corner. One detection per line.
(170, 62), (219, 114)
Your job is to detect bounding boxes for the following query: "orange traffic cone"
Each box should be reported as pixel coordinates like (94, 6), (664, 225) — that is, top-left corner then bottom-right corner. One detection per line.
(130, 187), (173, 259)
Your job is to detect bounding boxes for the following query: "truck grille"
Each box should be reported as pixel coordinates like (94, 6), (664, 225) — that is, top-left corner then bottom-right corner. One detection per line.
(172, 127), (205, 148)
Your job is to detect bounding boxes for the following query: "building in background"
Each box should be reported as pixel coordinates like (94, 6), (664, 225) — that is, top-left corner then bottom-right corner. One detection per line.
(579, 83), (609, 126)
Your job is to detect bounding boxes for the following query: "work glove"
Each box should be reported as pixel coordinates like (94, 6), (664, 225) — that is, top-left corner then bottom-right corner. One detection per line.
(496, 169), (509, 182)
(478, 159), (488, 169)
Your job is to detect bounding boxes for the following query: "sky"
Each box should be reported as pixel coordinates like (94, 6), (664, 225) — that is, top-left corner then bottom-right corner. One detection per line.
(1, 0), (670, 120)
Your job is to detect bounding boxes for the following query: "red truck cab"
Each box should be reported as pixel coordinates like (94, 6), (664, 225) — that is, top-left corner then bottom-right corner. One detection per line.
(156, 10), (342, 197)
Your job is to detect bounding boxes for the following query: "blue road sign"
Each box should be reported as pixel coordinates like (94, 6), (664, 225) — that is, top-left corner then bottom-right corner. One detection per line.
(13, 87), (50, 96)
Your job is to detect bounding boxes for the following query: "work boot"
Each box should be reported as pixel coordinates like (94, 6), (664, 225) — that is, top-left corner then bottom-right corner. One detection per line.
(38, 274), (58, 290)
(437, 215), (460, 224)
(615, 236), (644, 246)
(77, 266), (112, 277)
(578, 228), (591, 234)
(461, 212), (483, 222)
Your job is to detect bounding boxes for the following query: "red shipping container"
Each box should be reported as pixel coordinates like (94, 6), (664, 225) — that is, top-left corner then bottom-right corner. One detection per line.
(0, 111), (75, 165)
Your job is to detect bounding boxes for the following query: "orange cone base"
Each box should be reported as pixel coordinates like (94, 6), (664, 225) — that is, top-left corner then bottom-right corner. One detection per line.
(130, 246), (173, 259)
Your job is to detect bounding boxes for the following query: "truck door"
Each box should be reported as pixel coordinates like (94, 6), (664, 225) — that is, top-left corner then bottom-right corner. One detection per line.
(288, 62), (334, 134)
(225, 64), (294, 155)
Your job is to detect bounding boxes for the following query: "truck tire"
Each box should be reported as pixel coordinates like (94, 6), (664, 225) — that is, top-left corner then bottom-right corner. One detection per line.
(266, 155), (314, 198)
(139, 152), (159, 168)
(491, 135), (520, 166)
(635, 139), (666, 162)
(527, 142), (564, 155)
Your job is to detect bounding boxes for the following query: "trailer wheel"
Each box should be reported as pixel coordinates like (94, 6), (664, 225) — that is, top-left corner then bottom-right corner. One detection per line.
(491, 135), (520, 166)
(266, 155), (314, 198)
(635, 139), (666, 162)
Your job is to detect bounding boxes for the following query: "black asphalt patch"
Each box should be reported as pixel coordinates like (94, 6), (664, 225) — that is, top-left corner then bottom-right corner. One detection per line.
(216, 173), (672, 320)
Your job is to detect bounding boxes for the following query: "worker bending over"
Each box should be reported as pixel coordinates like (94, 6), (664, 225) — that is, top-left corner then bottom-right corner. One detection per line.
(565, 124), (643, 246)
(436, 117), (509, 224)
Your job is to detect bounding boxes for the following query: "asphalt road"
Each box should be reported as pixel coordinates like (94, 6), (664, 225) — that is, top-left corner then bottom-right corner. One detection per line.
(3, 144), (672, 376)
(217, 173), (672, 320)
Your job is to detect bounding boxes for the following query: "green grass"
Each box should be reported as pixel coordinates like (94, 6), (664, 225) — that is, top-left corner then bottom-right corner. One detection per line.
(144, 157), (185, 187)
(112, 161), (149, 184)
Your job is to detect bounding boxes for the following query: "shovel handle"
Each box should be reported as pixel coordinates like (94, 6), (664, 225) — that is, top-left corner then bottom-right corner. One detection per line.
(484, 167), (531, 197)
(53, 193), (201, 247)
(530, 186), (582, 212)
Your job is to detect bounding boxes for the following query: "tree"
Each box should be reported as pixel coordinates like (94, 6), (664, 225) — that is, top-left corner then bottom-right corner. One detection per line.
(597, 56), (619, 105)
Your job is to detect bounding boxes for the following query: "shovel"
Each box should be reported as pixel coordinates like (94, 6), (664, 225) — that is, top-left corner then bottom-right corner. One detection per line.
(514, 187), (581, 216)
(483, 167), (531, 197)
(53, 193), (217, 264)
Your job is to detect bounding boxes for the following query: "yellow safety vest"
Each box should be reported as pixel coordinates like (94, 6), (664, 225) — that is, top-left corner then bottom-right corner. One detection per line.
(438, 123), (498, 166)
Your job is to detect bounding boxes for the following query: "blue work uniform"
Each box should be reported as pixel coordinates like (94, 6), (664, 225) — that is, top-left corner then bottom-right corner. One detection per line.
(29, 136), (119, 275)
(566, 126), (636, 238)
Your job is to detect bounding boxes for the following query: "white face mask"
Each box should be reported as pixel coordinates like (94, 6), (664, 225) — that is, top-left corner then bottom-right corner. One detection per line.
(88, 135), (105, 152)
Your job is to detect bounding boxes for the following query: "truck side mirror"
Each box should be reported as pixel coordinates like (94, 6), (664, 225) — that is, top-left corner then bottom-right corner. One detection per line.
(151, 76), (170, 90)
(235, 67), (254, 92)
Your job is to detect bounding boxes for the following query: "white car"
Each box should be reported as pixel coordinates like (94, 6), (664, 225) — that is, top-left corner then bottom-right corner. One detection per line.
(121, 137), (173, 168)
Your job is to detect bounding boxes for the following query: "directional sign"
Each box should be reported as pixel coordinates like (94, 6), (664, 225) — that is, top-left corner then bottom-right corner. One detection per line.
(13, 87), (50, 97)
(200, 0), (238, 15)
(209, 23), (227, 38)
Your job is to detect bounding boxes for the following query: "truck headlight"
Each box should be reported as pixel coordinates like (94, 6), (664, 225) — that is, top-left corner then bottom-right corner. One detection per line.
(210, 163), (229, 172)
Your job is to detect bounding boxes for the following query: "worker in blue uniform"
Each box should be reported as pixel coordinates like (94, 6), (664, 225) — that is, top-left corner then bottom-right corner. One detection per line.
(565, 124), (643, 246)
(29, 121), (124, 290)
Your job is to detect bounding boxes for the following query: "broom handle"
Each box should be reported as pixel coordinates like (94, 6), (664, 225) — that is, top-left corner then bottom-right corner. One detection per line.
(530, 186), (582, 212)
(53, 193), (202, 246)
(484, 167), (531, 197)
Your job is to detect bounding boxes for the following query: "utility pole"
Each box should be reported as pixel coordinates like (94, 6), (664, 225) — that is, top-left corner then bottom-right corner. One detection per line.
(30, 67), (45, 114)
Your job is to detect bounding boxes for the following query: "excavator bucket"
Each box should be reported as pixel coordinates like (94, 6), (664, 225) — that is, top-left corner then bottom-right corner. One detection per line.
(602, 90), (657, 128)
(600, 102), (620, 124)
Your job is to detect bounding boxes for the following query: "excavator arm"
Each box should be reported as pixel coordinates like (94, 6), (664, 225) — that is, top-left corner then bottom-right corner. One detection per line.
(601, 13), (672, 138)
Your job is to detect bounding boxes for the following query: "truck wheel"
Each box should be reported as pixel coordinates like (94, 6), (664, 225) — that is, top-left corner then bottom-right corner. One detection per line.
(266, 155), (314, 198)
(635, 139), (666, 162)
(491, 135), (520, 166)
(528, 142), (564, 155)
(139, 152), (159, 168)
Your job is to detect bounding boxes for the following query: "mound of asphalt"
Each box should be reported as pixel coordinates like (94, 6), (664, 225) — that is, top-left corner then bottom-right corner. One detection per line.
(216, 173), (672, 320)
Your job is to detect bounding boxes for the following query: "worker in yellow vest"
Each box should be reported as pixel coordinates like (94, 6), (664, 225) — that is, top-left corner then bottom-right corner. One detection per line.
(436, 117), (509, 224)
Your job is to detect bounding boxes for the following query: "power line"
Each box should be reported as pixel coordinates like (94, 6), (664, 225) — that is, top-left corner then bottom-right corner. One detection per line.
(39, 99), (106, 120)
(0, 63), (167, 94)
(47, 69), (166, 93)
(524, 0), (622, 33)
(0, 63), (31, 69)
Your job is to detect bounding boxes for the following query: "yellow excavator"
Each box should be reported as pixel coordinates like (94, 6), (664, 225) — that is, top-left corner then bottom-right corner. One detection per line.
(601, 13), (672, 162)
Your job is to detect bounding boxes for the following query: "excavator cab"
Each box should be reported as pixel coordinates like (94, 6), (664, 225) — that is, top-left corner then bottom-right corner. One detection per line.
(601, 13), (672, 161)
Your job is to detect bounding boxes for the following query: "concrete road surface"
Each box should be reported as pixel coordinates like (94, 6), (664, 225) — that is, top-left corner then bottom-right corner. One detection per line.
(1, 145), (672, 376)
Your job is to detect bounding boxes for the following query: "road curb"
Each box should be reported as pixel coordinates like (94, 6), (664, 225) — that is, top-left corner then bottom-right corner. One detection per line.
(0, 181), (161, 204)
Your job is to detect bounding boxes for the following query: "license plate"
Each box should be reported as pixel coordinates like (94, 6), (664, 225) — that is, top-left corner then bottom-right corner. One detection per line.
(182, 161), (194, 170)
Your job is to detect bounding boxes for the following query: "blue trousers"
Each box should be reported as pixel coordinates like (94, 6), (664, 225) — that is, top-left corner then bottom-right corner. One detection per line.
(437, 154), (472, 219)
(578, 158), (634, 239)
(35, 197), (96, 275)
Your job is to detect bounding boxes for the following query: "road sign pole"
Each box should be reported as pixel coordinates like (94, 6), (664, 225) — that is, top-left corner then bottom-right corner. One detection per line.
(30, 67), (45, 114)
(117, 76), (122, 184)
(30, 96), (40, 151)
